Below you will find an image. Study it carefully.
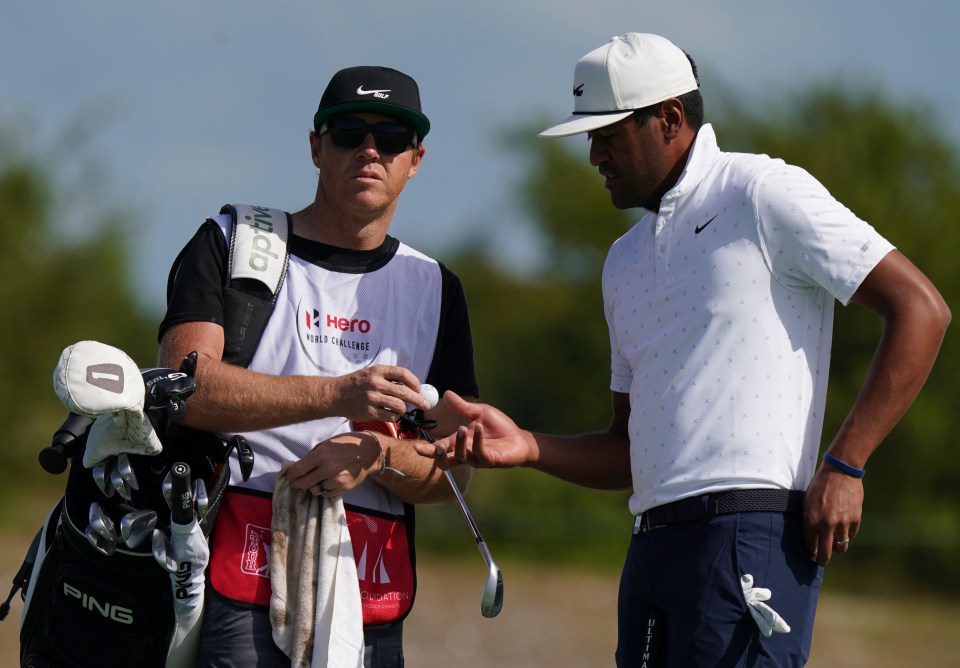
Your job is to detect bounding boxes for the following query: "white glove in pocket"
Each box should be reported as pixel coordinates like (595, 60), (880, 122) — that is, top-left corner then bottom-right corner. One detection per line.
(740, 574), (791, 637)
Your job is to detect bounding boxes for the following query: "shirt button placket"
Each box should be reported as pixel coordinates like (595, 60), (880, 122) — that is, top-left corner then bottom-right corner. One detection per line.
(655, 203), (674, 285)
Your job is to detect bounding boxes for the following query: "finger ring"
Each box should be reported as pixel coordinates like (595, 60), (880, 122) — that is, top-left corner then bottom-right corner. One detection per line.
(314, 480), (328, 494)
(835, 537), (850, 546)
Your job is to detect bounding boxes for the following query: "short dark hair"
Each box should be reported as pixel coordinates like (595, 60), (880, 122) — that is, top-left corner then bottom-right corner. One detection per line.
(631, 53), (704, 130)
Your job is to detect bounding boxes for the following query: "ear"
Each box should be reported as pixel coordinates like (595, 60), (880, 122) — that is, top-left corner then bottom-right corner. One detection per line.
(309, 131), (322, 168)
(407, 144), (426, 179)
(659, 99), (685, 140)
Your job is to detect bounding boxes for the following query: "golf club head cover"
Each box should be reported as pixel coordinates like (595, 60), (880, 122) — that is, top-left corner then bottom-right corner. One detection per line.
(83, 409), (164, 468)
(740, 574), (791, 637)
(53, 340), (144, 416)
(50, 340), (162, 467)
(163, 518), (210, 668)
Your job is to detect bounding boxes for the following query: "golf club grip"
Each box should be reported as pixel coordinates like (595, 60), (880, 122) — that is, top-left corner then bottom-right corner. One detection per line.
(39, 413), (96, 474)
(169, 462), (193, 525)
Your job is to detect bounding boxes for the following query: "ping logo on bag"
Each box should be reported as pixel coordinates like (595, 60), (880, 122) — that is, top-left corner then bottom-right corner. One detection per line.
(174, 561), (196, 601)
(62, 582), (134, 624)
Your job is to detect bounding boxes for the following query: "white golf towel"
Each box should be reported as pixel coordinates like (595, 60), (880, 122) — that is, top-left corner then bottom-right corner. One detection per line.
(270, 465), (364, 668)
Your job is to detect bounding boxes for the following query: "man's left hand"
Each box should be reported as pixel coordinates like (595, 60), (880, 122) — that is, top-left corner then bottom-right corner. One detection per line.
(285, 432), (380, 496)
(802, 465), (864, 566)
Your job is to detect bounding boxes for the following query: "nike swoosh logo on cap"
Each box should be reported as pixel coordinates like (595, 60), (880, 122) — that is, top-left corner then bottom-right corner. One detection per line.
(357, 86), (392, 96)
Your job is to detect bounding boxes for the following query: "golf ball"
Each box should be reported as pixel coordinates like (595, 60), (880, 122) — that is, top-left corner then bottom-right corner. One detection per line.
(420, 383), (439, 409)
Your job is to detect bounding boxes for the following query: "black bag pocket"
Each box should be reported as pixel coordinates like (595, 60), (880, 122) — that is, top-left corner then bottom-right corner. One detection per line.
(20, 513), (173, 668)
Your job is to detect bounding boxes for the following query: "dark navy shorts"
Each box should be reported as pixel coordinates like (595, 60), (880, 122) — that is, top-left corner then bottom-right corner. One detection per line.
(197, 591), (404, 667)
(616, 508), (822, 667)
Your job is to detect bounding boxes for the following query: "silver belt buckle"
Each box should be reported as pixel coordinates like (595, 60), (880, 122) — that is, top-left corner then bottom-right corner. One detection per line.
(633, 515), (643, 535)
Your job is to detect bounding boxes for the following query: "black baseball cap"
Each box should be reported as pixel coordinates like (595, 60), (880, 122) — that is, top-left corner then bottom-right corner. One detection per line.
(313, 66), (431, 140)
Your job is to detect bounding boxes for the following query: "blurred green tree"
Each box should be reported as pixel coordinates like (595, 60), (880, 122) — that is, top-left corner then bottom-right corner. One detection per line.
(718, 85), (959, 587)
(0, 127), (158, 521)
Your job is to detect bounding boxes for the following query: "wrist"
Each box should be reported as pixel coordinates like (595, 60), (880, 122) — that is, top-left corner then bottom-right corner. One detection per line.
(822, 451), (866, 479)
(520, 430), (540, 467)
(313, 376), (341, 418)
(363, 431), (406, 479)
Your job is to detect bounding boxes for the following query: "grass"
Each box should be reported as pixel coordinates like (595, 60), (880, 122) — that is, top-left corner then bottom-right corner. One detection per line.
(3, 535), (959, 667)
(2, 487), (958, 666)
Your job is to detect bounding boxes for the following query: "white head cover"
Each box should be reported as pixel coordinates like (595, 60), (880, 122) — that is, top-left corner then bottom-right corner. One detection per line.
(540, 32), (699, 137)
(52, 340), (163, 466)
(157, 518), (210, 667)
(54, 340), (144, 415)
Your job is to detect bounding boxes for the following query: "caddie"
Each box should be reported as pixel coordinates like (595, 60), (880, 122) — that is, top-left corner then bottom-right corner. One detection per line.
(158, 65), (479, 667)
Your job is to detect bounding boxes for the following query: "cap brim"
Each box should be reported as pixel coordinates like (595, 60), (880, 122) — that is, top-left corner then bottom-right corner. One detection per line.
(539, 111), (634, 138)
(314, 102), (430, 139)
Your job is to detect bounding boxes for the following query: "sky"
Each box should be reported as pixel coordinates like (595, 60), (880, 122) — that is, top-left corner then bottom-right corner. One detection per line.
(3, 1), (958, 313)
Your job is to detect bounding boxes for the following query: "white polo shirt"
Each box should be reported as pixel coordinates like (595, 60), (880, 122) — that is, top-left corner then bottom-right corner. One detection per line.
(603, 124), (894, 515)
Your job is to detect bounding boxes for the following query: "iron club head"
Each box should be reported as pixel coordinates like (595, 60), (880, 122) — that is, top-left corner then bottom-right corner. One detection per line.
(92, 458), (116, 498)
(151, 528), (178, 573)
(85, 526), (117, 556)
(116, 453), (140, 491)
(88, 502), (118, 542)
(162, 470), (173, 509)
(120, 509), (158, 549)
(480, 550), (504, 618)
(193, 478), (209, 522)
(110, 465), (131, 501)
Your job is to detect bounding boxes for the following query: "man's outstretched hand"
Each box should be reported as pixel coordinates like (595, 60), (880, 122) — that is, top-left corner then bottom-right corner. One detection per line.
(413, 391), (536, 470)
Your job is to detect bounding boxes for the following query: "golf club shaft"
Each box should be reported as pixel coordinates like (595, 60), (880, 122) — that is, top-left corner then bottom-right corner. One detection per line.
(415, 415), (498, 567)
(443, 469), (485, 546)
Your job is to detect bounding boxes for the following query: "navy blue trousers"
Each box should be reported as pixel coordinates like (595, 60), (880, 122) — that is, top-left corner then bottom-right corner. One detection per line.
(616, 510), (822, 667)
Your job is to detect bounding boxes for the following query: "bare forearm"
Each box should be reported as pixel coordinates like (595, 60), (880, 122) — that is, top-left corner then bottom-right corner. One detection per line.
(160, 348), (339, 433)
(427, 390), (633, 490)
(373, 433), (472, 504)
(159, 321), (432, 433)
(827, 253), (950, 467)
(525, 430), (632, 490)
(827, 308), (949, 466)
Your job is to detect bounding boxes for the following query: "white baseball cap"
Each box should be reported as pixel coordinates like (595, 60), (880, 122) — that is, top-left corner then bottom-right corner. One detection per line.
(540, 33), (699, 138)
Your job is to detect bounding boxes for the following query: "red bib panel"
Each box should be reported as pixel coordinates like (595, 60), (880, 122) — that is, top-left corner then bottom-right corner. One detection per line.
(207, 487), (415, 625)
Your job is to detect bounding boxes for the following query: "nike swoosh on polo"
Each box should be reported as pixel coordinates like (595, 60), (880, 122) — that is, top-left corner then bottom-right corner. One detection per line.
(694, 214), (719, 234)
(357, 86), (391, 96)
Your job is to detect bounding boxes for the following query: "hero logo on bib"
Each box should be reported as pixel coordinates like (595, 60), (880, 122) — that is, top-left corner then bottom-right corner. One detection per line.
(296, 298), (381, 370)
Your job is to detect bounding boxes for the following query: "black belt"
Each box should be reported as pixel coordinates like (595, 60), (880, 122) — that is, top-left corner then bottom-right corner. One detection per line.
(634, 489), (805, 534)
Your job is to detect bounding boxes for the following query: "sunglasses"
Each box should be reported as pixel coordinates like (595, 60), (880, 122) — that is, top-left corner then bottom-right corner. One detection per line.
(319, 117), (418, 154)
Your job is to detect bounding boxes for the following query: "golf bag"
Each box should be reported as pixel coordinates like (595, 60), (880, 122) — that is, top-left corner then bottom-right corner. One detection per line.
(5, 351), (254, 668)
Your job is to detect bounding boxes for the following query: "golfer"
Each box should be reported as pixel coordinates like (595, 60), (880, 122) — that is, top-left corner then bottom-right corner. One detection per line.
(159, 65), (478, 667)
(420, 33), (950, 666)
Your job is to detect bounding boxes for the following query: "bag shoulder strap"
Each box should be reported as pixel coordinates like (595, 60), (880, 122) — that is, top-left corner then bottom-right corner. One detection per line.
(220, 204), (291, 367)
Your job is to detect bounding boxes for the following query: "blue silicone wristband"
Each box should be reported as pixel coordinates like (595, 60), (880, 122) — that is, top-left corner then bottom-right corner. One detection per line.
(823, 452), (866, 478)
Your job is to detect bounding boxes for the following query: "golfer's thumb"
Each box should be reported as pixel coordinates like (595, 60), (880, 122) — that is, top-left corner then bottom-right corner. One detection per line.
(442, 390), (476, 416)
